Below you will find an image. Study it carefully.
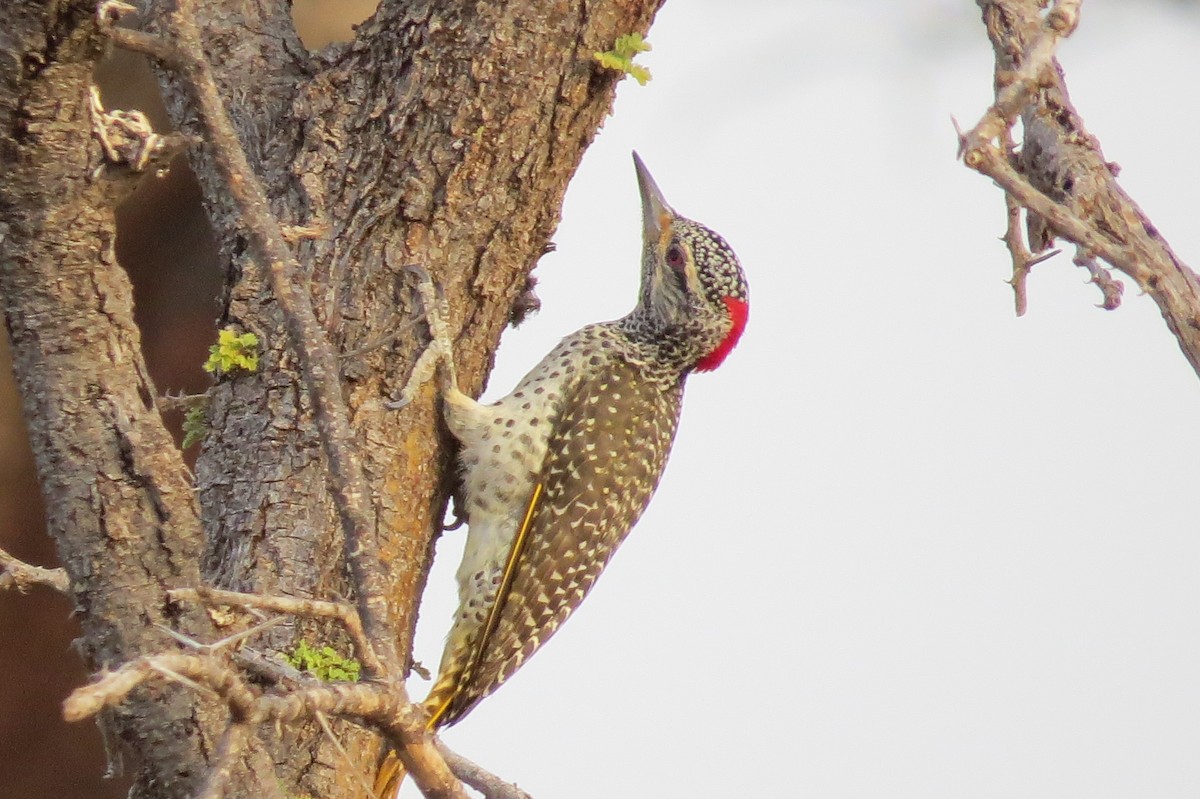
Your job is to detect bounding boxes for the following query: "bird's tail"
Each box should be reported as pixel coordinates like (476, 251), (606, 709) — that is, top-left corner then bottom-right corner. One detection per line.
(372, 682), (457, 799)
(373, 751), (407, 799)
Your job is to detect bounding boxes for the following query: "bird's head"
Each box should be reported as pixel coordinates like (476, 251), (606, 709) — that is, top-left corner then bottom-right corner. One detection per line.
(631, 152), (749, 373)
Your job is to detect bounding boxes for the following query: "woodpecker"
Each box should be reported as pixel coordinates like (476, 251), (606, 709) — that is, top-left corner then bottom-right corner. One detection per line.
(377, 153), (748, 795)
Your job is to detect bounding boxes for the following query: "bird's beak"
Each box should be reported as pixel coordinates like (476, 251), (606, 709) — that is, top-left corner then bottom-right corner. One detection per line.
(633, 152), (675, 245)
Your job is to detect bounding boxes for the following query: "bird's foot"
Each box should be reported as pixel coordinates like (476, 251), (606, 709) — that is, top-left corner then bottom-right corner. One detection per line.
(387, 265), (459, 409)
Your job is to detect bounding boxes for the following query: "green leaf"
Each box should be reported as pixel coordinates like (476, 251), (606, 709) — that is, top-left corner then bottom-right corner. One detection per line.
(283, 640), (361, 683)
(203, 328), (259, 375)
(181, 403), (207, 449)
(593, 33), (652, 85)
(613, 33), (651, 57)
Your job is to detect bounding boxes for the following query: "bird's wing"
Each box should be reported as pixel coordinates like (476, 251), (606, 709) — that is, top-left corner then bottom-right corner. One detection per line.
(438, 357), (684, 726)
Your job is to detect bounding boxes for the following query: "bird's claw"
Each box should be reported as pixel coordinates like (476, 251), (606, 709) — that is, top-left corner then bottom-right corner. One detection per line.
(389, 264), (460, 410)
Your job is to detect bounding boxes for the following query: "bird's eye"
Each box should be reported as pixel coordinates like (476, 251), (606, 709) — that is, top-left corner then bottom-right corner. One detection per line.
(666, 243), (686, 270)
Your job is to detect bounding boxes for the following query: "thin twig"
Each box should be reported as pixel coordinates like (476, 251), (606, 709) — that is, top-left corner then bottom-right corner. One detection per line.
(150, 660), (223, 700)
(962, 129), (1147, 287)
(0, 546), (69, 593)
(1002, 191), (1034, 316)
(64, 654), (258, 723)
(197, 723), (251, 799)
(437, 741), (535, 799)
(316, 711), (379, 798)
(156, 614), (287, 654)
(157, 390), (208, 411)
(1073, 246), (1123, 310)
(339, 315), (420, 361)
(170, 586), (384, 676)
(1001, 191), (1062, 316)
(105, 25), (185, 67)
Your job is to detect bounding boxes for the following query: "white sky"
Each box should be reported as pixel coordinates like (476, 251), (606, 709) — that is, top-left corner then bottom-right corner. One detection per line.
(407, 2), (1200, 797)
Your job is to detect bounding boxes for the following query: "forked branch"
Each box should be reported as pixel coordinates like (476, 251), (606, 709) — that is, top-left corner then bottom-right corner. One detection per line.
(958, 0), (1200, 374)
(0, 546), (69, 594)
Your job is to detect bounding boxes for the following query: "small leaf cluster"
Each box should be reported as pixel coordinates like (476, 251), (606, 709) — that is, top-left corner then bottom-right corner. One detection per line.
(593, 33), (652, 85)
(181, 403), (207, 449)
(203, 329), (259, 375)
(283, 640), (361, 683)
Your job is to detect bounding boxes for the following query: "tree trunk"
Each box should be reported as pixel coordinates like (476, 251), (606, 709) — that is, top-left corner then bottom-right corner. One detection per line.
(0, 4), (231, 797)
(0, 0), (663, 796)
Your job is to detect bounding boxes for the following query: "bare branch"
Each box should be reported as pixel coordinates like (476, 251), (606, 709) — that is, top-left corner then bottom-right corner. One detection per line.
(65, 645), (531, 798)
(437, 741), (536, 799)
(962, 139), (1145, 284)
(1074, 246), (1123, 310)
(1002, 191), (1034, 317)
(170, 586), (384, 676)
(962, 0), (1077, 150)
(65, 650), (400, 728)
(64, 654), (257, 723)
(197, 723), (251, 799)
(99, 0), (185, 68)
(156, 614), (286, 654)
(316, 711), (379, 799)
(0, 545), (69, 594)
(961, 0), (1200, 375)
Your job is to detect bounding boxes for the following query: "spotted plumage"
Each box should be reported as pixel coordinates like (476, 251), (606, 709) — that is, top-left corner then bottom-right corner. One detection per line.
(427, 328), (684, 726)
(375, 153), (748, 797)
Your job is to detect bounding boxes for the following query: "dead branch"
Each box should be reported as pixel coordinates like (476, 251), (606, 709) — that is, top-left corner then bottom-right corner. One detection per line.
(437, 741), (536, 799)
(959, 0), (1200, 375)
(1073, 246), (1123, 310)
(0, 545), (69, 594)
(998, 126), (1061, 316)
(169, 586), (384, 676)
(64, 654), (256, 723)
(196, 724), (251, 799)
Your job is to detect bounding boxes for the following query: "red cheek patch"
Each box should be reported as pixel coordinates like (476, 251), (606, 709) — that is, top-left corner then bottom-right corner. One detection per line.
(695, 297), (748, 372)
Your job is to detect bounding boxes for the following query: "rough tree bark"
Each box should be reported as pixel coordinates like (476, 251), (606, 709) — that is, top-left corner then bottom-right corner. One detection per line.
(0, 1), (663, 797)
(0, 4), (230, 797)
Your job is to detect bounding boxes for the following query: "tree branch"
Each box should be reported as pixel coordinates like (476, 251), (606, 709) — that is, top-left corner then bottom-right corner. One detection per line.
(169, 586), (384, 677)
(0, 546), (69, 594)
(960, 0), (1200, 375)
(64, 645), (514, 799)
(437, 742), (536, 799)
